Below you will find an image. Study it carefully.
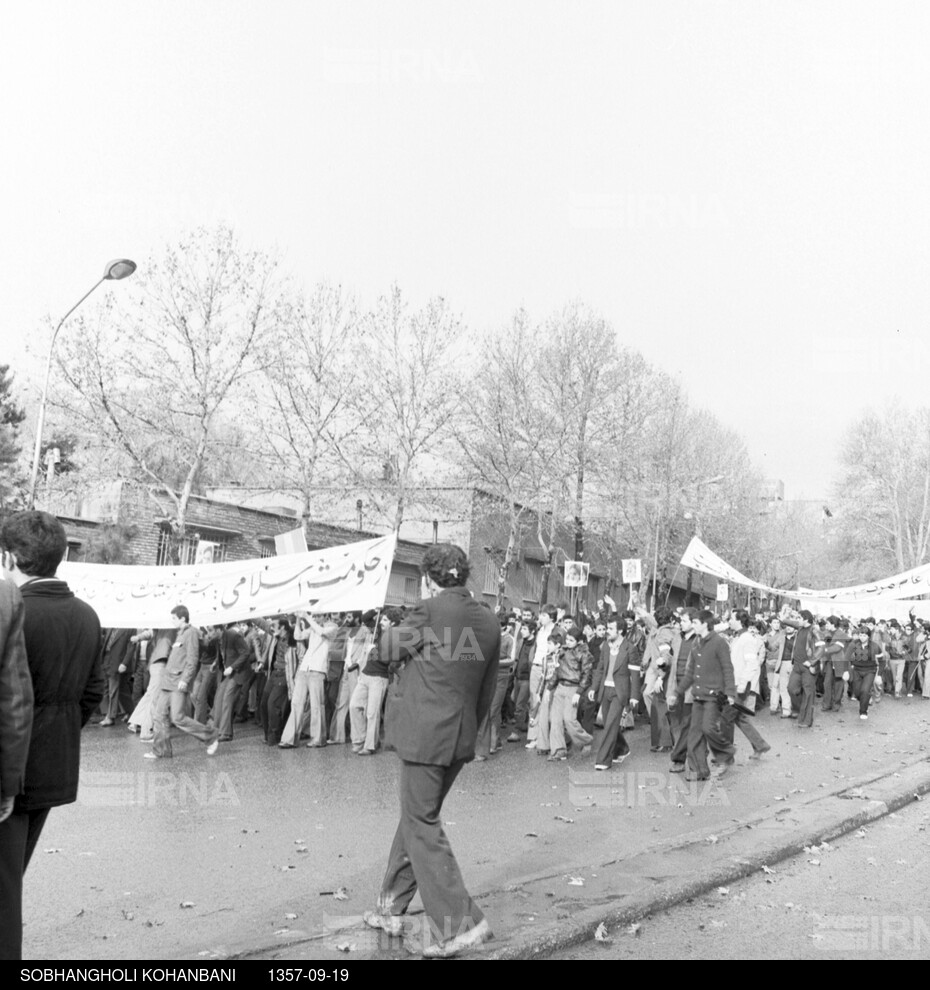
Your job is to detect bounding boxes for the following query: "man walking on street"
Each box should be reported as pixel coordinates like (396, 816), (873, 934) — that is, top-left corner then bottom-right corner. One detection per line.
(0, 562), (34, 960)
(0, 511), (103, 958)
(364, 544), (499, 958)
(149, 606), (218, 759)
(667, 610), (736, 781)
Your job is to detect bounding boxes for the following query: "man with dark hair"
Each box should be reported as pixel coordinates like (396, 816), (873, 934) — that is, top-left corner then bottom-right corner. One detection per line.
(148, 606), (218, 759)
(212, 621), (254, 742)
(589, 615), (634, 769)
(784, 608), (820, 728)
(365, 544), (499, 958)
(0, 565), (33, 960)
(349, 608), (398, 755)
(0, 511), (103, 959)
(668, 608), (699, 772)
(98, 628), (136, 726)
(667, 610), (736, 781)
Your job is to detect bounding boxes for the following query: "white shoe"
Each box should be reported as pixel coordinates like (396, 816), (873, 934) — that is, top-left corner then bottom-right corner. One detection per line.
(420, 918), (494, 958)
(594, 764), (610, 771)
(206, 738), (219, 756)
(524, 742), (536, 749)
(860, 714), (868, 720)
(143, 752), (160, 759)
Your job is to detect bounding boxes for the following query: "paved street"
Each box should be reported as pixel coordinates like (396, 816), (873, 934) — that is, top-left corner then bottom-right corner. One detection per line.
(21, 696), (930, 960)
(552, 785), (930, 960)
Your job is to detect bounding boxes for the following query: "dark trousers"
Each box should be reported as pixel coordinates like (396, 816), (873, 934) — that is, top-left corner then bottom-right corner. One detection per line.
(476, 666), (514, 756)
(721, 702), (768, 753)
(0, 808), (51, 960)
(904, 661), (919, 694)
(234, 670), (258, 720)
(649, 692), (673, 748)
(577, 693), (598, 735)
(788, 666), (817, 727)
(669, 700), (692, 764)
(687, 698), (736, 778)
(105, 670), (133, 720)
(131, 661), (150, 710)
(260, 670), (290, 744)
(251, 671), (267, 723)
(194, 666), (217, 724)
(213, 677), (242, 739)
(324, 671), (343, 738)
(822, 663), (846, 711)
(852, 668), (876, 716)
(513, 679), (531, 731)
(757, 668), (770, 708)
(594, 683), (631, 766)
(378, 760), (484, 946)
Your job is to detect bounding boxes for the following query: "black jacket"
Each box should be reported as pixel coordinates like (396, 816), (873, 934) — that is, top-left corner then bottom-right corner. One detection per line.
(17, 579), (103, 811)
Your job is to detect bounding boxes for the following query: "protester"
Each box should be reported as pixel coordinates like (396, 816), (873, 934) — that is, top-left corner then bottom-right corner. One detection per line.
(0, 510), (104, 960)
(148, 606), (219, 759)
(349, 609), (399, 755)
(0, 563), (34, 961)
(364, 543), (499, 958)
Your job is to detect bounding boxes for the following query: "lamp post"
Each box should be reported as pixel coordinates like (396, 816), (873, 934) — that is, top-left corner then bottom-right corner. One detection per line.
(28, 259), (137, 508)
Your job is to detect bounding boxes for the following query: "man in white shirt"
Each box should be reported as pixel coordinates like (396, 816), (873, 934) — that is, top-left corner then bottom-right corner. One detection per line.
(525, 606), (555, 748)
(278, 611), (338, 749)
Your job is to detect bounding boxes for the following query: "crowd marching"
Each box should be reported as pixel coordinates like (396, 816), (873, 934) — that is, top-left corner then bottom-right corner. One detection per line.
(95, 594), (930, 779)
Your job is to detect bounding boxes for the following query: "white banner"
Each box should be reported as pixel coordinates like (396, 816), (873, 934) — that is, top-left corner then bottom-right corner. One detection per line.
(679, 537), (800, 599)
(799, 560), (930, 603)
(621, 558), (642, 584)
(58, 533), (397, 628)
(799, 596), (930, 623)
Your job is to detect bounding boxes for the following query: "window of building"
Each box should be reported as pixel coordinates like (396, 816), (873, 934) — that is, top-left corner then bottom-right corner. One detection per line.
(156, 530), (229, 566)
(483, 559), (499, 596)
(64, 540), (82, 562)
(522, 560), (542, 602)
(259, 541), (276, 559)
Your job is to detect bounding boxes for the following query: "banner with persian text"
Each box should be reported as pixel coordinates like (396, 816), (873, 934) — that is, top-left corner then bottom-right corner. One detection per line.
(58, 533), (398, 628)
(798, 560), (930, 603)
(678, 537), (801, 599)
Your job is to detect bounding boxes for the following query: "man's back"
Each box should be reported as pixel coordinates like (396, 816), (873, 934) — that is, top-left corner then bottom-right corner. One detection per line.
(18, 578), (103, 811)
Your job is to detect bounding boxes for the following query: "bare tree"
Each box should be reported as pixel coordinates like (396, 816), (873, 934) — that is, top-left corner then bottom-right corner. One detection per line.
(455, 310), (566, 607)
(250, 281), (371, 527)
(835, 403), (930, 572)
(353, 285), (465, 533)
(54, 225), (286, 562)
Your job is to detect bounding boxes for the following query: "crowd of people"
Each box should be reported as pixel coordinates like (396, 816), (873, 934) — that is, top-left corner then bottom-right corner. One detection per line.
(91, 593), (930, 779)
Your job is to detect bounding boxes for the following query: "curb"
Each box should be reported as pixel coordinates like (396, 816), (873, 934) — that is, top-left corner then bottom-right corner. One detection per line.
(228, 754), (930, 962)
(484, 756), (930, 959)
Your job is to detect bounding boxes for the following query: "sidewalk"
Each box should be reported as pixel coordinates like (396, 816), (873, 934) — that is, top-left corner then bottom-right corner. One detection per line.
(236, 731), (930, 960)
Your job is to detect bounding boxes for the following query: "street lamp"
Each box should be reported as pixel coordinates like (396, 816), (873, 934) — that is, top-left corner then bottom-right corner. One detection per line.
(28, 259), (137, 508)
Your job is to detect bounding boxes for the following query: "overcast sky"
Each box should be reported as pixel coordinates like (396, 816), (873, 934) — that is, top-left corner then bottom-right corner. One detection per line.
(3, 0), (928, 501)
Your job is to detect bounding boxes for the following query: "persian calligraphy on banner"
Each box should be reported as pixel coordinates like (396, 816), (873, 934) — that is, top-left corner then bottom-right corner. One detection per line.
(679, 537), (800, 599)
(798, 560), (930, 602)
(58, 533), (397, 628)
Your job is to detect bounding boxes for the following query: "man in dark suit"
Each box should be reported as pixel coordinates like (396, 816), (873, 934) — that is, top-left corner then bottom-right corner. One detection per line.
(364, 544), (500, 959)
(0, 511), (103, 959)
(0, 572), (34, 960)
(99, 627), (136, 726)
(212, 622), (252, 741)
(588, 615), (634, 769)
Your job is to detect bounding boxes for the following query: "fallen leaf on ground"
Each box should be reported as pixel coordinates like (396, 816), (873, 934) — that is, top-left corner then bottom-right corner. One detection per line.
(122, 910), (134, 921)
(717, 887), (729, 896)
(336, 942), (356, 953)
(568, 877), (585, 886)
(594, 923), (610, 942)
(854, 829), (867, 839)
(524, 832), (539, 838)
(76, 909), (84, 918)
(280, 865), (296, 871)
(554, 815), (574, 823)
(285, 913), (298, 920)
(274, 928), (290, 936)
(334, 887), (349, 901)
(180, 902), (195, 909)
(808, 859), (821, 867)
(627, 923), (642, 937)
(295, 848), (308, 854)
(43, 848), (62, 854)
(761, 866), (775, 875)
(706, 835), (719, 844)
